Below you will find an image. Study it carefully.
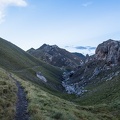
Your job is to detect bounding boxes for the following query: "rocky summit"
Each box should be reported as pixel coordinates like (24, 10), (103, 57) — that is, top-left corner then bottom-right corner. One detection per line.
(95, 39), (120, 64)
(27, 44), (83, 70)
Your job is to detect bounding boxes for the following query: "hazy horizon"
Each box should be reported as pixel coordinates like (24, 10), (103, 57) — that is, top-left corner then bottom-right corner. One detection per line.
(0, 0), (120, 54)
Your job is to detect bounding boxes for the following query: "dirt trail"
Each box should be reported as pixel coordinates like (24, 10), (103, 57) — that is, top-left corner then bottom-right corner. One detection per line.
(10, 75), (30, 120)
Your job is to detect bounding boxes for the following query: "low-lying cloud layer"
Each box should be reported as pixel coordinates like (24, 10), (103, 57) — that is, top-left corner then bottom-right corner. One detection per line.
(0, 0), (27, 23)
(75, 46), (96, 51)
(65, 45), (96, 55)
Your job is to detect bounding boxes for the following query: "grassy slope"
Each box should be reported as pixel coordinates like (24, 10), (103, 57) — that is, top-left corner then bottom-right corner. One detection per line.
(0, 68), (17, 120)
(73, 69), (120, 119)
(0, 38), (37, 70)
(75, 73), (120, 104)
(1, 66), (119, 120)
(12, 74), (119, 120)
(0, 37), (63, 92)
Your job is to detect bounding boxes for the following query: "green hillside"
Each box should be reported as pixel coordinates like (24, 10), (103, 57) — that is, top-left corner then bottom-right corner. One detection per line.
(1, 66), (120, 120)
(0, 37), (63, 92)
(0, 68), (17, 120)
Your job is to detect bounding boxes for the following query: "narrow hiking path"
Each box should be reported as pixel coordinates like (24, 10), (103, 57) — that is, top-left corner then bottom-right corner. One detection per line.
(15, 81), (29, 120)
(10, 74), (30, 120)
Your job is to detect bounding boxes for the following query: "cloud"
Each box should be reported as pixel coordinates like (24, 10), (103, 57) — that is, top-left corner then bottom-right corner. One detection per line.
(75, 46), (96, 50)
(82, 2), (92, 7)
(65, 46), (70, 48)
(86, 46), (96, 50)
(75, 46), (96, 55)
(0, 10), (5, 23)
(75, 46), (87, 50)
(0, 0), (27, 23)
(65, 45), (96, 50)
(64, 45), (96, 55)
(89, 47), (96, 50)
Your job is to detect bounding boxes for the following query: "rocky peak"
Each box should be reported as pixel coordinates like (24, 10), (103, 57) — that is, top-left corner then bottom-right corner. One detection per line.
(27, 44), (83, 69)
(62, 39), (120, 95)
(27, 48), (35, 55)
(95, 39), (120, 64)
(39, 44), (59, 52)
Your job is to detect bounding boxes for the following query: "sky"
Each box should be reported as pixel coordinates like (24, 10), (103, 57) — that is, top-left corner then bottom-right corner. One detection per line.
(0, 0), (120, 55)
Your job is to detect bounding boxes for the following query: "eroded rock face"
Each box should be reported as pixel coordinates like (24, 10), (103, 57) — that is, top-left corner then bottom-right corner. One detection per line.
(62, 71), (87, 95)
(62, 39), (120, 95)
(95, 39), (120, 64)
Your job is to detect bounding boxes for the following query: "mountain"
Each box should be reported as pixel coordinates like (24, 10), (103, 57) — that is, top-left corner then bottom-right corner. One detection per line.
(72, 52), (85, 60)
(62, 39), (120, 103)
(0, 37), (63, 92)
(95, 39), (120, 64)
(1, 37), (120, 120)
(27, 44), (83, 70)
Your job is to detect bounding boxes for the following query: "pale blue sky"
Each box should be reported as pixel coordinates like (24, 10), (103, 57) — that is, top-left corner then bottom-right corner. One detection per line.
(0, 0), (120, 54)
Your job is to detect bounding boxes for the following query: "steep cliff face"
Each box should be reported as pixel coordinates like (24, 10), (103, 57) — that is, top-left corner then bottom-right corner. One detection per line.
(95, 39), (120, 64)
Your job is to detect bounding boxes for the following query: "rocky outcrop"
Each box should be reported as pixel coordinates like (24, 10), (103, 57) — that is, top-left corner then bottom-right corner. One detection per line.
(72, 52), (85, 61)
(62, 39), (120, 95)
(95, 39), (120, 64)
(36, 72), (47, 82)
(62, 71), (87, 95)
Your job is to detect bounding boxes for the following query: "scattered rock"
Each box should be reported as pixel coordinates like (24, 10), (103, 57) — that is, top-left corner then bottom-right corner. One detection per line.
(36, 72), (47, 82)
(93, 67), (101, 76)
(62, 71), (87, 95)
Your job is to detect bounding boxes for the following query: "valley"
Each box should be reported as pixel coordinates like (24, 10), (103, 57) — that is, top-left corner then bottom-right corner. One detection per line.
(1, 37), (120, 120)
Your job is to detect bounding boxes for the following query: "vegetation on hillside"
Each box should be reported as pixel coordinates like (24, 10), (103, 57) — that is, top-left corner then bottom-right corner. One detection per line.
(1, 38), (120, 120)
(11, 74), (120, 120)
(0, 38), (63, 92)
(0, 68), (17, 120)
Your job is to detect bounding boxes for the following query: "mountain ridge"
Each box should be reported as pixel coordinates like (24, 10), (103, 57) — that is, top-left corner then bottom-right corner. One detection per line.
(27, 44), (84, 70)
